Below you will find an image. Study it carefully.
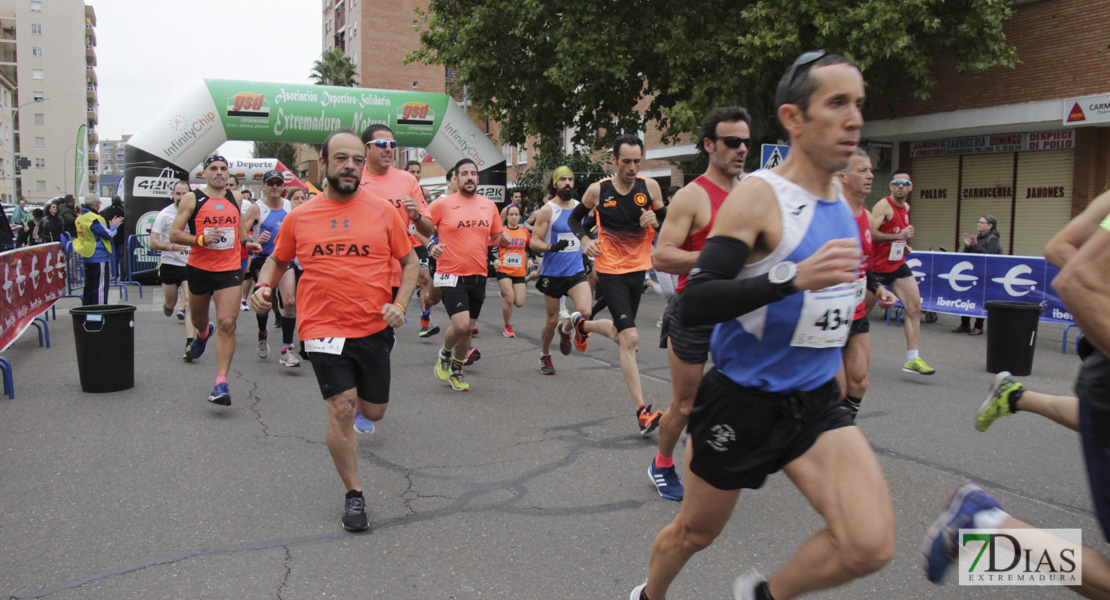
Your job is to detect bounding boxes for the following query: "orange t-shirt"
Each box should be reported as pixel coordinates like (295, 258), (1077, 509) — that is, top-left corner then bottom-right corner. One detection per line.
(497, 226), (531, 278)
(272, 190), (413, 340)
(429, 192), (502, 277)
(360, 165), (430, 286)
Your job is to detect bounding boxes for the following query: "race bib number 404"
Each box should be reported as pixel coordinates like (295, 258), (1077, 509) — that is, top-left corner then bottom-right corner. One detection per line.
(791, 282), (860, 349)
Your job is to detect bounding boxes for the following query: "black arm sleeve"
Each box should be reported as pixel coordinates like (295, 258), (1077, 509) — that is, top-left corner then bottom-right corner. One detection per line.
(679, 236), (784, 327)
(866, 269), (880, 294)
(568, 202), (590, 239)
(654, 205), (667, 225)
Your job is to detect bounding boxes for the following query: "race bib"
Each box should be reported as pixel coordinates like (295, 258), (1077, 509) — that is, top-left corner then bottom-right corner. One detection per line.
(433, 272), (458, 288)
(889, 240), (906, 262)
(304, 337), (345, 355)
(503, 253), (523, 268)
(854, 278), (866, 303)
(203, 226), (236, 251)
(557, 232), (580, 253)
(790, 283), (859, 349)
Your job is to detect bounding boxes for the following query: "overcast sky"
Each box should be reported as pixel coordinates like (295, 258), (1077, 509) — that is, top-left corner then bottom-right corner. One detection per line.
(93, 0), (323, 159)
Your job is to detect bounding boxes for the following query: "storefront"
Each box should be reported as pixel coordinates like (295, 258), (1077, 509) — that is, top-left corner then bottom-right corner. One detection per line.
(902, 129), (1075, 257)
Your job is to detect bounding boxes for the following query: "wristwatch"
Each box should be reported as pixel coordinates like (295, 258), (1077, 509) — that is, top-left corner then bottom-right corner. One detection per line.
(768, 261), (798, 298)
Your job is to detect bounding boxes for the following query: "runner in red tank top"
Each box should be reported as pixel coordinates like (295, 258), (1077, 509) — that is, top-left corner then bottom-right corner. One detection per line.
(648, 107), (751, 501)
(868, 168), (935, 375)
(170, 154), (262, 406)
(837, 149), (897, 418)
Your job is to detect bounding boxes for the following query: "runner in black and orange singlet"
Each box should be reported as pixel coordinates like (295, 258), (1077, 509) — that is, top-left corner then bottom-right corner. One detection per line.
(250, 129), (418, 532)
(568, 134), (666, 436)
(647, 106), (752, 501)
(170, 154), (261, 406)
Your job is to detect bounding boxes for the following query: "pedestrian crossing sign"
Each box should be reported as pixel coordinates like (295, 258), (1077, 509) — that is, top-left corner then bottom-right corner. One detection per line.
(761, 144), (789, 170)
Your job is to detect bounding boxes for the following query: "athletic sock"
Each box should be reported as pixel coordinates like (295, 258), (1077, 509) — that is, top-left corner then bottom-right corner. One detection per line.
(346, 489), (363, 499)
(257, 312), (268, 334)
(451, 358), (464, 372)
(282, 316), (296, 345)
(844, 395), (862, 414)
(755, 581), (775, 600)
(185, 337), (194, 347)
(197, 325), (211, 339)
(973, 507), (1011, 530)
(215, 375), (228, 386)
(440, 344), (451, 358)
(654, 453), (674, 469)
(907, 349), (919, 362)
(1009, 387), (1025, 413)
(559, 297), (567, 311)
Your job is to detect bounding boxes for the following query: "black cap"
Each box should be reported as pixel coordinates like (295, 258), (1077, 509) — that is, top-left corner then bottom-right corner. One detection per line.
(263, 169), (284, 184)
(203, 154), (229, 169)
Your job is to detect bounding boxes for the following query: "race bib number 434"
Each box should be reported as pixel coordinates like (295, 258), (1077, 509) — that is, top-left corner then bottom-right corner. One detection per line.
(790, 282), (860, 349)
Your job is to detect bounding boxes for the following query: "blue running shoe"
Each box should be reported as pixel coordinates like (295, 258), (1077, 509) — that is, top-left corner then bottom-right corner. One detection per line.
(354, 412), (375, 434)
(649, 460), (684, 501)
(921, 481), (1003, 583)
(207, 382), (231, 406)
(190, 323), (215, 360)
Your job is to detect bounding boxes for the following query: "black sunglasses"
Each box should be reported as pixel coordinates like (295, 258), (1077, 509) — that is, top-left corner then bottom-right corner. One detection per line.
(774, 49), (828, 109)
(716, 136), (752, 149)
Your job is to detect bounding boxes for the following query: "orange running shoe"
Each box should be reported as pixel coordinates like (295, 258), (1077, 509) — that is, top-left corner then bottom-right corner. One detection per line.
(637, 404), (662, 437)
(570, 311), (590, 352)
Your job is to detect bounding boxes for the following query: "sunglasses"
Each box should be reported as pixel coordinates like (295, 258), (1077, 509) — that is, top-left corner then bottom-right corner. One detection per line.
(367, 140), (397, 149)
(775, 49), (828, 108)
(977, 220), (990, 225)
(891, 179), (912, 187)
(265, 179), (284, 186)
(716, 136), (752, 149)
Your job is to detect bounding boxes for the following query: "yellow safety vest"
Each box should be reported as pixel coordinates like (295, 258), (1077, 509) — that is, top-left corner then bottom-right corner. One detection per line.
(73, 211), (112, 258)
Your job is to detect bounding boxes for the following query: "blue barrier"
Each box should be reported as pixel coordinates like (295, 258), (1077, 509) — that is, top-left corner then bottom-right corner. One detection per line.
(119, 234), (157, 298)
(63, 241), (127, 302)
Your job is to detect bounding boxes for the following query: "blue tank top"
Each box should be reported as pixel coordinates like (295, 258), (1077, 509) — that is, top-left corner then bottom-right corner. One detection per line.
(540, 199), (585, 277)
(710, 170), (861, 393)
(253, 199), (291, 256)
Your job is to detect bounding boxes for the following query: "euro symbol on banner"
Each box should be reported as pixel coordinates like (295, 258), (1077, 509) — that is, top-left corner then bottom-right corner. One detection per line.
(992, 264), (1038, 297)
(938, 260), (978, 291)
(906, 258), (926, 282)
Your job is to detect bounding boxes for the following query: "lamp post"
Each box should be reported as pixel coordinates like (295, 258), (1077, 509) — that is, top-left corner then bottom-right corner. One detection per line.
(11, 97), (48, 203)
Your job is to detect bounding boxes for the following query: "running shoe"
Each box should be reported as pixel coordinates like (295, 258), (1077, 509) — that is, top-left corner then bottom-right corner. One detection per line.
(570, 311), (590, 352)
(539, 355), (555, 375)
(649, 460), (684, 501)
(732, 568), (768, 600)
(419, 322), (441, 338)
(240, 300), (250, 312)
(472, 326), (479, 336)
(503, 325), (515, 338)
(258, 331), (269, 359)
(976, 371), (1022, 432)
(464, 346), (481, 366)
(903, 356), (936, 375)
(176, 307), (186, 320)
(448, 370), (470, 392)
(162, 303), (173, 317)
(189, 323), (215, 360)
(434, 352), (451, 381)
(559, 308), (570, 322)
(656, 316), (663, 328)
(279, 348), (301, 368)
(921, 481), (1003, 583)
(207, 382), (231, 406)
(637, 404), (662, 436)
(629, 582), (647, 600)
(342, 492), (369, 532)
(558, 321), (572, 356)
(182, 343), (193, 363)
(353, 412), (375, 434)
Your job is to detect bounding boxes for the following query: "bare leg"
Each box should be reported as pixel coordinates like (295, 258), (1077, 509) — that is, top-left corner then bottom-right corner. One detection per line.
(443, 311), (474, 359)
(540, 295), (559, 355)
(498, 277), (514, 327)
(891, 276), (923, 353)
(212, 285), (240, 378)
(325, 390), (361, 491)
(1018, 390), (1080, 432)
(996, 516), (1110, 599)
(658, 344), (702, 460)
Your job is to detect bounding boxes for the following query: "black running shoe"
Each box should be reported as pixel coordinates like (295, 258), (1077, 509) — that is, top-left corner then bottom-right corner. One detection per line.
(342, 492), (369, 532)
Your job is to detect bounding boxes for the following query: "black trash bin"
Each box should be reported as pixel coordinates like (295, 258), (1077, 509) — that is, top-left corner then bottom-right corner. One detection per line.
(70, 304), (137, 393)
(985, 301), (1044, 376)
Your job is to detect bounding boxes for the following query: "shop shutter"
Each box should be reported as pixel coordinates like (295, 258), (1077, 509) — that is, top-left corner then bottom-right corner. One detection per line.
(959, 153), (1015, 253)
(906, 156), (959, 251)
(1012, 150), (1074, 257)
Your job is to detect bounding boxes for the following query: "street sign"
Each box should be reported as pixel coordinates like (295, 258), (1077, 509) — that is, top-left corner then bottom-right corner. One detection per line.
(761, 144), (789, 169)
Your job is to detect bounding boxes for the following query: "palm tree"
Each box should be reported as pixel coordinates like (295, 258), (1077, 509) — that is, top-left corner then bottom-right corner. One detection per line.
(309, 50), (359, 87)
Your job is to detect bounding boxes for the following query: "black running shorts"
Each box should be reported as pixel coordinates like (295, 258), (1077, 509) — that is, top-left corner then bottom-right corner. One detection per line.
(186, 266), (243, 296)
(439, 275), (487, 319)
(659, 298), (713, 364)
(415, 245), (430, 270)
(306, 328), (395, 403)
(849, 314), (870, 337)
(245, 255), (269, 282)
(687, 369), (854, 490)
(872, 263), (913, 288)
(596, 271), (645, 332)
(1077, 349), (1110, 540)
(159, 264), (188, 286)
(494, 272), (526, 285)
(535, 271), (588, 299)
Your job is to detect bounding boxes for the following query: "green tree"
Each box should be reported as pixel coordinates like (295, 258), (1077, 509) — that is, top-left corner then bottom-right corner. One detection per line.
(251, 141), (298, 171)
(514, 150), (608, 207)
(410, 0), (1016, 157)
(309, 49), (359, 87)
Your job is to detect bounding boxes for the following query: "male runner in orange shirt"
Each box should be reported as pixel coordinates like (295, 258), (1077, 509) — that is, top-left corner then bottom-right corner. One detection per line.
(250, 129), (418, 532)
(428, 158), (510, 391)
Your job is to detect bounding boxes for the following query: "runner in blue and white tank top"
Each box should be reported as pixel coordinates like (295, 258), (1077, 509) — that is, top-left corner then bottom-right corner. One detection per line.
(529, 166), (594, 375)
(635, 52), (895, 600)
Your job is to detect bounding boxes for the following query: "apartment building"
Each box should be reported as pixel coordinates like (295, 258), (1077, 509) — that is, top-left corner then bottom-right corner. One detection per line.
(99, 134), (129, 177)
(0, 0), (98, 204)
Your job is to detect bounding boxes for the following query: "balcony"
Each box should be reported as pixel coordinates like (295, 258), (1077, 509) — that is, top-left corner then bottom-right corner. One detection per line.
(86, 109), (97, 124)
(86, 84), (96, 101)
(85, 45), (95, 63)
(86, 68), (96, 84)
(85, 5), (96, 27)
(87, 128), (97, 145)
(85, 30), (96, 46)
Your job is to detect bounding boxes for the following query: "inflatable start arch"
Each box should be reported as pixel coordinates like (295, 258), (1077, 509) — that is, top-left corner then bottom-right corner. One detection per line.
(122, 79), (506, 236)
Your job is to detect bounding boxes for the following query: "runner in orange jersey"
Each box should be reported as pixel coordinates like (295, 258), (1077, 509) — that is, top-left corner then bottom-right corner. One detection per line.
(495, 204), (531, 338)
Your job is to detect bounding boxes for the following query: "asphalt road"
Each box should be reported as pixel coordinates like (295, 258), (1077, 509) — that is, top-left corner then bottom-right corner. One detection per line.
(1, 282), (1103, 599)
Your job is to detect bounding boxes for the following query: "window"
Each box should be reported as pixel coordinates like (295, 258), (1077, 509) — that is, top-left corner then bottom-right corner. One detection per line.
(31, 23), (41, 34)
(35, 158), (45, 168)
(30, 1), (41, 12)
(412, 19), (418, 27)
(32, 46), (42, 57)
(32, 69), (43, 79)
(34, 136), (44, 147)
(412, 81), (418, 89)
(32, 91), (44, 101)
(517, 145), (527, 165)
(33, 113), (44, 124)
(36, 180), (46, 191)
(502, 143), (512, 164)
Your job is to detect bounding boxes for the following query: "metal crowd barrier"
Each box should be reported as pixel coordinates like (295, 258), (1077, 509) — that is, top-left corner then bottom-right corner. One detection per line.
(120, 234), (158, 298)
